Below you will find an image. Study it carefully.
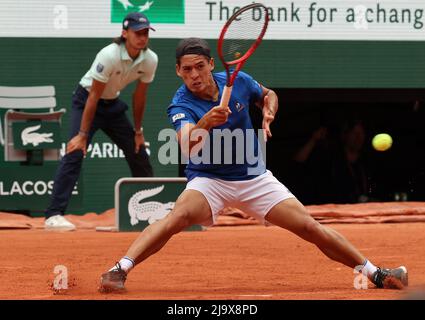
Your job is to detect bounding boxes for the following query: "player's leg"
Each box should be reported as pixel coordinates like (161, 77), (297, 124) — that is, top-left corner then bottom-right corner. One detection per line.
(99, 189), (213, 292)
(265, 198), (408, 289)
(265, 198), (365, 268)
(102, 102), (153, 177)
(240, 171), (407, 289)
(127, 190), (212, 263)
(237, 171), (364, 268)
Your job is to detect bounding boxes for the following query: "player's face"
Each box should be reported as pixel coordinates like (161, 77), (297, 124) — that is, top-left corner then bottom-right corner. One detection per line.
(123, 28), (149, 52)
(176, 55), (214, 94)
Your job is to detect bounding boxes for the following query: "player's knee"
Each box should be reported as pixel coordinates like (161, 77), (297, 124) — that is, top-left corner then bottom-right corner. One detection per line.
(166, 209), (193, 233)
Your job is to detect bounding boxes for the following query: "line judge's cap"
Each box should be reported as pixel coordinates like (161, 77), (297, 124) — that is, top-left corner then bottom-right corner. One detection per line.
(123, 12), (155, 31)
(175, 38), (211, 60)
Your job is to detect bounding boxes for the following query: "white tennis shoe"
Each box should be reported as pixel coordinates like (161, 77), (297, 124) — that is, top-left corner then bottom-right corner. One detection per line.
(45, 215), (76, 231)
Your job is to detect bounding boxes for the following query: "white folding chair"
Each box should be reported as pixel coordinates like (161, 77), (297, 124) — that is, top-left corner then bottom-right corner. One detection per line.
(0, 85), (66, 161)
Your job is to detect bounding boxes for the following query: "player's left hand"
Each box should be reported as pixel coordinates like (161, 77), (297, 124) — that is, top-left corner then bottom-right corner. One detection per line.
(134, 132), (145, 153)
(262, 95), (275, 141)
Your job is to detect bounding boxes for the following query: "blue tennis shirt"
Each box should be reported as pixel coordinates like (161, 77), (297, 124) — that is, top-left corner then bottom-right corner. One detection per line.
(167, 71), (266, 181)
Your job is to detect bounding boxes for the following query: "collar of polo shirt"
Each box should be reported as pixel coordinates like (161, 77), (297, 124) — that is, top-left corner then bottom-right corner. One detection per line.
(120, 43), (146, 63)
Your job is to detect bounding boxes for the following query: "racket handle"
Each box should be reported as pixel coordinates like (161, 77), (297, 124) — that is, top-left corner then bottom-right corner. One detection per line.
(219, 85), (233, 109)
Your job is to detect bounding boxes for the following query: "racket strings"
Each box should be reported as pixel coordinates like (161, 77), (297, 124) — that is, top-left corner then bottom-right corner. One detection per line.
(222, 7), (267, 64)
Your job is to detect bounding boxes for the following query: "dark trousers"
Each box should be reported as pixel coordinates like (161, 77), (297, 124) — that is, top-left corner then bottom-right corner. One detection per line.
(45, 85), (153, 218)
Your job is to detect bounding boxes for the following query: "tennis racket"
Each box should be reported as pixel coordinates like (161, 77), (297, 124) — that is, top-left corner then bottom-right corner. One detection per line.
(217, 3), (269, 109)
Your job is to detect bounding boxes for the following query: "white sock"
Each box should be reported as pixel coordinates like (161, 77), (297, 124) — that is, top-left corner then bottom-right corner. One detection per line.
(362, 259), (378, 279)
(108, 256), (135, 274)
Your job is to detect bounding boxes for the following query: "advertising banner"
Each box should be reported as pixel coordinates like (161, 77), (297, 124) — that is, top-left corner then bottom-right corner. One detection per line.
(0, 0), (423, 40)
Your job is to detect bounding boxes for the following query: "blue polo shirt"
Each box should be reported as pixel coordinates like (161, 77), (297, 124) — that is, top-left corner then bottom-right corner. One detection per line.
(167, 71), (266, 181)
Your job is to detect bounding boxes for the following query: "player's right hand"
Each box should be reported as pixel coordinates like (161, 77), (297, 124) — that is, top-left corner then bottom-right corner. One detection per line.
(205, 105), (232, 128)
(66, 134), (88, 156)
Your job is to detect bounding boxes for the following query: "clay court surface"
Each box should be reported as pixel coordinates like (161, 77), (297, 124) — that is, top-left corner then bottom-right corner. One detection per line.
(1, 218), (424, 300)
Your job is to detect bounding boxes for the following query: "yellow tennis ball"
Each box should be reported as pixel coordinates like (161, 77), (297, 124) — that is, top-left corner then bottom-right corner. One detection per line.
(234, 51), (241, 59)
(372, 133), (393, 151)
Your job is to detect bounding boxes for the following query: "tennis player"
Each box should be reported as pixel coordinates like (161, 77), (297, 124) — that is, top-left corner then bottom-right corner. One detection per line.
(99, 38), (408, 292)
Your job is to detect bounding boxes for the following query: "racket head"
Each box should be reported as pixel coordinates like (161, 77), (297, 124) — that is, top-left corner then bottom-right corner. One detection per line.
(217, 3), (269, 80)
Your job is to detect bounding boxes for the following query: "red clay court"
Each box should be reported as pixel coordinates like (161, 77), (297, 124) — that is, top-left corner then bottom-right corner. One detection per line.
(1, 202), (425, 300)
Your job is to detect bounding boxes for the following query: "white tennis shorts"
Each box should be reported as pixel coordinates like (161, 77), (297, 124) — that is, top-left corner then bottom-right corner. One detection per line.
(185, 170), (296, 226)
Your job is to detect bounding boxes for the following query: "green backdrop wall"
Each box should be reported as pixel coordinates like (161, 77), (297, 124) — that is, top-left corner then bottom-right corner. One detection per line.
(1, 38), (424, 215)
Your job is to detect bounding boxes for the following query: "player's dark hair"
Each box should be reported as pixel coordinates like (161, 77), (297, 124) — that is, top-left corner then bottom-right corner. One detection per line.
(176, 38), (211, 65)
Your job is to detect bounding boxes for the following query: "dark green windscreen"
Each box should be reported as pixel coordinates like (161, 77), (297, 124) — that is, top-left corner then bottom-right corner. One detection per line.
(1, 38), (424, 214)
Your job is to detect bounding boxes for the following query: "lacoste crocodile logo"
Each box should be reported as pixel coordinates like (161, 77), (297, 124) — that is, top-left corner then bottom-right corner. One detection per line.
(21, 125), (54, 147)
(128, 185), (174, 226)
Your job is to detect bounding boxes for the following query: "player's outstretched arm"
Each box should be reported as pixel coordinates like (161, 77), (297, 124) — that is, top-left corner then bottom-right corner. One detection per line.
(258, 86), (278, 141)
(177, 105), (231, 157)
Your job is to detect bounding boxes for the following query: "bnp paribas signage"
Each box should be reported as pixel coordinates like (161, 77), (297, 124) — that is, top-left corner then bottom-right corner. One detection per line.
(111, 0), (185, 24)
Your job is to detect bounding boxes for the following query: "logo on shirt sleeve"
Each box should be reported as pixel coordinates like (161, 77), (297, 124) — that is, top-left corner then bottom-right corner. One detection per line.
(96, 63), (104, 73)
(172, 113), (186, 123)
